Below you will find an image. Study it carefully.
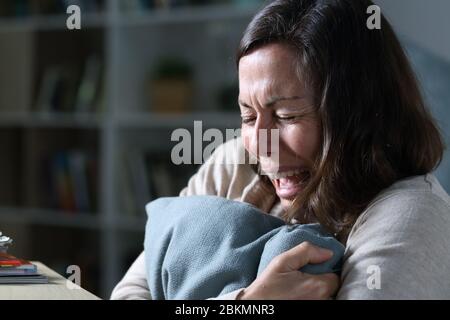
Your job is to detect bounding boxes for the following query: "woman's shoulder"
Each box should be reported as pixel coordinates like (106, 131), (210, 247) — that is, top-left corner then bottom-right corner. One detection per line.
(339, 174), (450, 299)
(375, 174), (450, 203)
(348, 174), (450, 242)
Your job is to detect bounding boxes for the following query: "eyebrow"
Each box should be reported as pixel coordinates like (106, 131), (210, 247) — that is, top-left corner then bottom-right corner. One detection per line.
(238, 96), (306, 108)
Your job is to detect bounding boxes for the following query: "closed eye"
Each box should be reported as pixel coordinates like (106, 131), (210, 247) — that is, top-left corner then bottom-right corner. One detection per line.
(241, 116), (256, 124)
(277, 116), (297, 120)
(276, 115), (302, 122)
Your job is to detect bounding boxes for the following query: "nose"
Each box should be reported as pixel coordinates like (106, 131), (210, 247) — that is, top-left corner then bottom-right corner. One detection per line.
(249, 115), (276, 159)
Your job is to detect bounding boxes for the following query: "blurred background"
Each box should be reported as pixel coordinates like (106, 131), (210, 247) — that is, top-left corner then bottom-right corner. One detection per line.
(0, 0), (448, 299)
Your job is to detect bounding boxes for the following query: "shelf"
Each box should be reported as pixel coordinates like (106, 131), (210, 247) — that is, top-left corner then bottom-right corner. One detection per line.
(0, 207), (149, 232)
(0, 111), (240, 128)
(0, 0), (256, 299)
(119, 3), (259, 27)
(114, 111), (241, 129)
(0, 207), (101, 230)
(0, 112), (105, 128)
(0, 13), (108, 33)
(0, 3), (258, 32)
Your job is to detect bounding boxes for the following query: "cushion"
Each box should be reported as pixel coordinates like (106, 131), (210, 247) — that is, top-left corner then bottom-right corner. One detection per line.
(144, 195), (345, 300)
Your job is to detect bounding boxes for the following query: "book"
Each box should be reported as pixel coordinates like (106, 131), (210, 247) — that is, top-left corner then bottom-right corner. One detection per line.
(0, 252), (35, 269)
(0, 252), (48, 284)
(43, 150), (98, 214)
(0, 264), (37, 274)
(74, 56), (103, 113)
(34, 64), (80, 113)
(0, 274), (49, 284)
(35, 66), (63, 112)
(52, 151), (76, 212)
(68, 151), (91, 213)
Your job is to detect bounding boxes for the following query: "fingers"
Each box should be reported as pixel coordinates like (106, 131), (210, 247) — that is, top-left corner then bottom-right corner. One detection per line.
(269, 242), (334, 273)
(304, 273), (340, 299)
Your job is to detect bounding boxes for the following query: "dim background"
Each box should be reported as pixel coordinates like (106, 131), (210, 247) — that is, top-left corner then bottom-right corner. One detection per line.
(0, 0), (448, 299)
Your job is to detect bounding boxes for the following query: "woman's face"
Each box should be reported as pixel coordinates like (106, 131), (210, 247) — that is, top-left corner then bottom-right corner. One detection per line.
(239, 43), (321, 210)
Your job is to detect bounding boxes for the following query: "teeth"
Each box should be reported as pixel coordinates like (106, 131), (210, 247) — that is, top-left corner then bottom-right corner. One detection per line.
(266, 168), (309, 179)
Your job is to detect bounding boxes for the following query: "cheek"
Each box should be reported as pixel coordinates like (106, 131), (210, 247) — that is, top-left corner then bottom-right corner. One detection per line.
(280, 123), (320, 159)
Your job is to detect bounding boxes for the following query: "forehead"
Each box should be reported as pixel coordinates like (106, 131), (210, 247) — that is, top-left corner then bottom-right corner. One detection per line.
(238, 43), (309, 97)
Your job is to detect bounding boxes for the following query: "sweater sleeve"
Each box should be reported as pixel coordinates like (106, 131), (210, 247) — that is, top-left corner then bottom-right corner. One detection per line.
(110, 252), (151, 300)
(337, 191), (450, 299)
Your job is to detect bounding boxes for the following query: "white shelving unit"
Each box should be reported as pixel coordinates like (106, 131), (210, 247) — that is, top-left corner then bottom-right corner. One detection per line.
(0, 0), (260, 298)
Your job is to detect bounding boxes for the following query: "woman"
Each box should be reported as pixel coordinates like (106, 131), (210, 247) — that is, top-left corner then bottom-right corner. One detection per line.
(112, 0), (450, 299)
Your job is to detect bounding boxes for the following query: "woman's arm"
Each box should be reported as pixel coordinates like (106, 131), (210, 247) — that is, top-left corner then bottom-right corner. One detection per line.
(110, 252), (151, 300)
(337, 191), (450, 299)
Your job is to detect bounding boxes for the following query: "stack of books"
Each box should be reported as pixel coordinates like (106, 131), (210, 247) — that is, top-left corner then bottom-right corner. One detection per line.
(0, 232), (48, 284)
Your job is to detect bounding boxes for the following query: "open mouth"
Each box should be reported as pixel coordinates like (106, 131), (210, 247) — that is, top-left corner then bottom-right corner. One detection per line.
(266, 168), (311, 200)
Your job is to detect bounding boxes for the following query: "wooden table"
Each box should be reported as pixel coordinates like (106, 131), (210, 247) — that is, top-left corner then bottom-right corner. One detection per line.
(0, 262), (100, 300)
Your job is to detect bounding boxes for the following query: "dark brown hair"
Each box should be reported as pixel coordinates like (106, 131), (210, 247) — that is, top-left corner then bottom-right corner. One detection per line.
(237, 0), (445, 242)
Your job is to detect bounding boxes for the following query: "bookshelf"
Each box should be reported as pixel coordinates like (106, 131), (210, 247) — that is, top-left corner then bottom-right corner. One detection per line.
(0, 0), (259, 298)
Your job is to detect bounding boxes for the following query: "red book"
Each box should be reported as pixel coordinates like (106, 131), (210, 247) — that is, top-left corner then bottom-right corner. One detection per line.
(0, 252), (32, 267)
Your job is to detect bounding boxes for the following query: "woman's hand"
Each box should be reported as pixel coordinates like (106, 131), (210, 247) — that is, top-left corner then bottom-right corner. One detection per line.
(238, 242), (340, 300)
